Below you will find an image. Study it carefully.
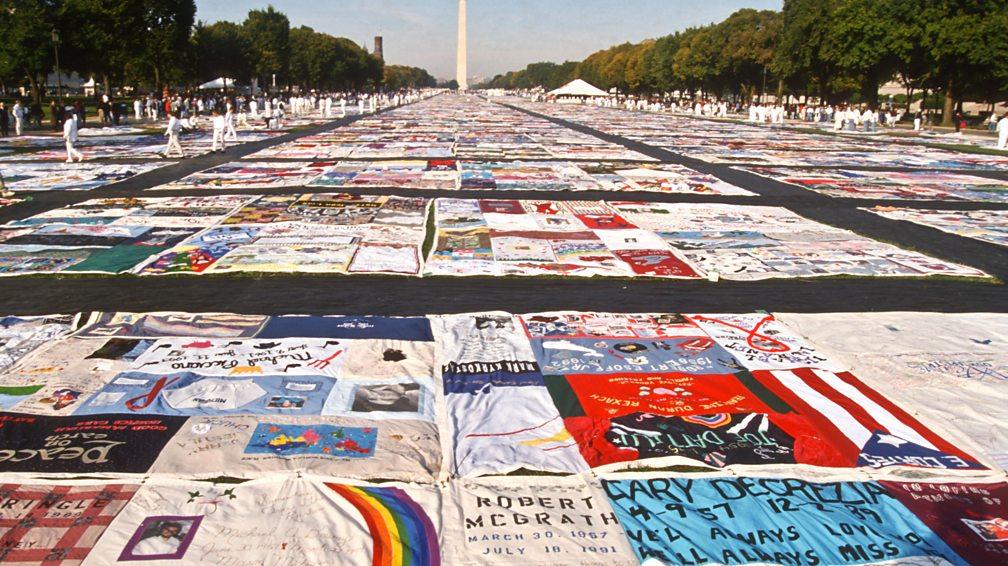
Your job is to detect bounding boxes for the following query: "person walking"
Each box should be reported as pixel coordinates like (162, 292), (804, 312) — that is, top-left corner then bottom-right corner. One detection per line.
(833, 105), (844, 131)
(162, 112), (184, 158)
(224, 103), (237, 141)
(73, 100), (85, 127)
(63, 112), (84, 163)
(913, 110), (922, 132)
(997, 113), (1008, 150)
(49, 100), (60, 131)
(12, 100), (24, 136)
(211, 109), (226, 152)
(0, 102), (8, 137)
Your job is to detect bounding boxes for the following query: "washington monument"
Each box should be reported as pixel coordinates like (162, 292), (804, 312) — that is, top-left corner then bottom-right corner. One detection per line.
(456, 0), (468, 90)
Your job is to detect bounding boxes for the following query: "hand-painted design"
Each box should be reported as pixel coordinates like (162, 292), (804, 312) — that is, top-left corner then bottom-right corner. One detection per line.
(326, 483), (440, 566)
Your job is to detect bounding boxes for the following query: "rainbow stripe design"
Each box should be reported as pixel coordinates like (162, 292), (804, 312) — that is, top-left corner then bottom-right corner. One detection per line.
(327, 483), (440, 566)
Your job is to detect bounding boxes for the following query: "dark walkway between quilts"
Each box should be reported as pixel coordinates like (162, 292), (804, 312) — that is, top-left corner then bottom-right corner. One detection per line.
(0, 275), (1003, 315)
(0, 95), (1005, 316)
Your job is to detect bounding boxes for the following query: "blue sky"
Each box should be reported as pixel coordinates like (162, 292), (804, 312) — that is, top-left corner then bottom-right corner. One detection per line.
(195, 0), (783, 81)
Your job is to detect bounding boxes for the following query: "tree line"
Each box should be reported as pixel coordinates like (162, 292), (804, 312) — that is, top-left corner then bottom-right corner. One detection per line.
(383, 65), (437, 91)
(484, 1), (1008, 123)
(1, 1), (436, 104)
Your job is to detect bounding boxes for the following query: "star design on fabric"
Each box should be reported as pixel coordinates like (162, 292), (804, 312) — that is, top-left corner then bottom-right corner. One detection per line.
(876, 434), (909, 447)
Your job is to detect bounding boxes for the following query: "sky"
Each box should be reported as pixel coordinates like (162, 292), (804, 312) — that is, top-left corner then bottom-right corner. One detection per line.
(194, 0), (783, 82)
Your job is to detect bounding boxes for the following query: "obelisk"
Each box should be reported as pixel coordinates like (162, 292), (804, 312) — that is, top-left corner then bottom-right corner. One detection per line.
(456, 0), (469, 90)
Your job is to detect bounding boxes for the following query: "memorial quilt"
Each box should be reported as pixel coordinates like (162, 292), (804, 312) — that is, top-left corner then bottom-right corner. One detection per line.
(424, 199), (984, 279)
(0, 162), (167, 192)
(865, 206), (1008, 247)
(746, 167), (1008, 202)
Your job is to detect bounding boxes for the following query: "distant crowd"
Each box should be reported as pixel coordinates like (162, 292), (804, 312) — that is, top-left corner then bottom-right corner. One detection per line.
(0, 89), (429, 136)
(522, 90), (1008, 149)
(0, 87), (434, 163)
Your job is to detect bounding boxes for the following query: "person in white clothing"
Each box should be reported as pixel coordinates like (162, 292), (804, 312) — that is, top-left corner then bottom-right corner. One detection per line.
(324, 96), (332, 117)
(62, 113), (84, 162)
(249, 98), (259, 118)
(211, 110), (226, 152)
(133, 98), (143, 121)
(997, 114), (1008, 150)
(861, 108), (876, 132)
(340, 99), (347, 117)
(12, 101), (25, 136)
(163, 112), (184, 158)
(224, 103), (237, 140)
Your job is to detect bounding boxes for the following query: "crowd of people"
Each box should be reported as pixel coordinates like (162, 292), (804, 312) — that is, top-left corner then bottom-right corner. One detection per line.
(0, 88), (430, 162)
(521, 88), (1008, 149)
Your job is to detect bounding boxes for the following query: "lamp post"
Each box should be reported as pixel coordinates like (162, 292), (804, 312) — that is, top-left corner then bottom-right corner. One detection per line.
(51, 29), (62, 100)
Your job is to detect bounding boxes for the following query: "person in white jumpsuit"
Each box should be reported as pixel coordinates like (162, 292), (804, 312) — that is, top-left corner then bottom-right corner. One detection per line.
(63, 113), (84, 162)
(211, 110), (226, 152)
(224, 103), (237, 141)
(163, 112), (184, 158)
(997, 114), (1008, 150)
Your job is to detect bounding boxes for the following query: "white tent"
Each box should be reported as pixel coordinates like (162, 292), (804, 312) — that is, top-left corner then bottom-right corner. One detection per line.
(547, 79), (610, 99)
(198, 77), (236, 90)
(82, 77), (99, 96)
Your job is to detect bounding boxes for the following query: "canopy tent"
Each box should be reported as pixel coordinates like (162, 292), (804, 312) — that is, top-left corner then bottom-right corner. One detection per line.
(547, 79), (610, 99)
(198, 77), (237, 90)
(82, 77), (99, 96)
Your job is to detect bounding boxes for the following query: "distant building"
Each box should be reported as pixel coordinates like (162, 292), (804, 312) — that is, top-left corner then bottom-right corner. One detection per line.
(373, 36), (384, 61)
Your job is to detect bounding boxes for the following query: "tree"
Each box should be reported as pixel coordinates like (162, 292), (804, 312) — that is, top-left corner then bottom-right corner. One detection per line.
(922, 0), (1008, 123)
(191, 21), (252, 86)
(384, 65), (436, 90)
(482, 61), (576, 90)
(774, 0), (843, 102)
(243, 5), (290, 90)
(716, 9), (780, 101)
(136, 0), (196, 90)
(820, 0), (900, 106)
(61, 0), (147, 94)
(0, 0), (57, 103)
(643, 32), (687, 94)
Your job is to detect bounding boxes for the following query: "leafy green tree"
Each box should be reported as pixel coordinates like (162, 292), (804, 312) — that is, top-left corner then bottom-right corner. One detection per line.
(60, 0), (146, 94)
(243, 5), (290, 91)
(820, 0), (900, 106)
(483, 61), (577, 90)
(922, 0), (1008, 123)
(717, 9), (780, 101)
(191, 21), (252, 87)
(672, 25), (725, 96)
(137, 0), (196, 90)
(0, 0), (57, 103)
(774, 0), (842, 102)
(384, 65), (436, 90)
